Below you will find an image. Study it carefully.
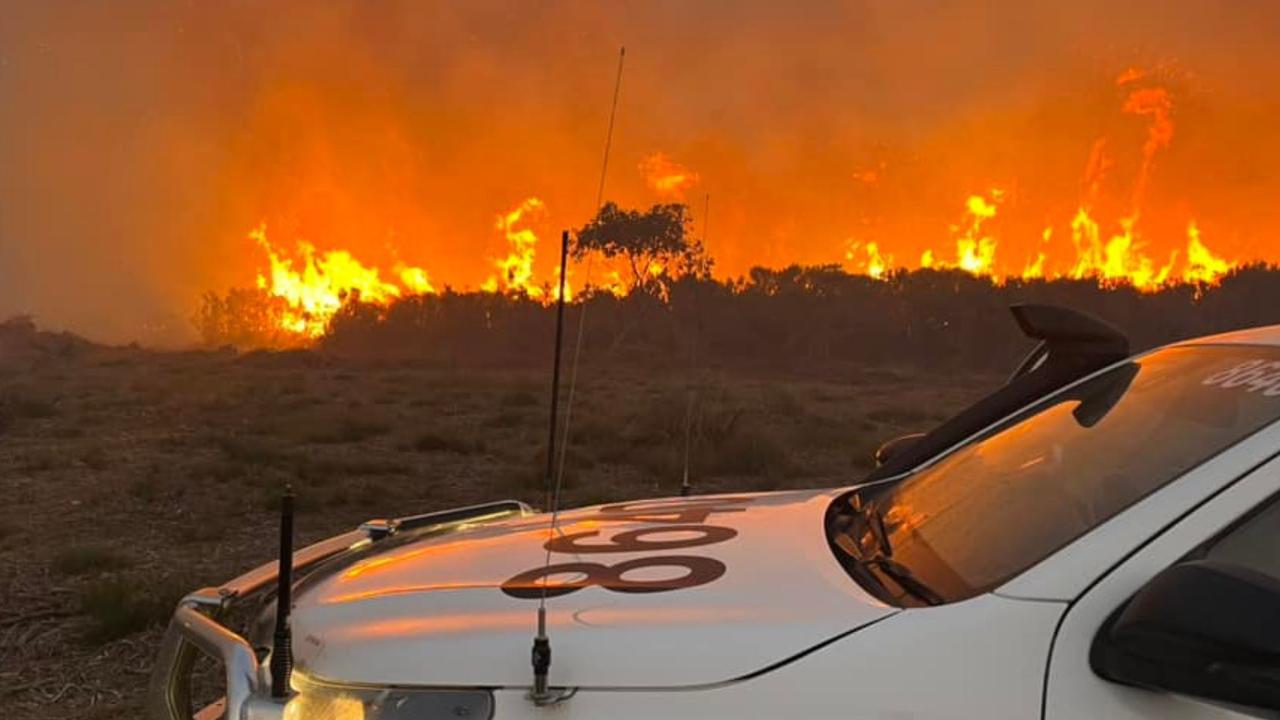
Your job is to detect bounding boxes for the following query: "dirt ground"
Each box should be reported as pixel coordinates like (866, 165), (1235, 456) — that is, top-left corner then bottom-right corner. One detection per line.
(0, 326), (997, 719)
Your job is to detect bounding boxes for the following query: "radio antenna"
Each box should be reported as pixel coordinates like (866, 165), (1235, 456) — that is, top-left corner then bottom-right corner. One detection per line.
(269, 485), (295, 699)
(680, 193), (709, 496)
(530, 45), (625, 706)
(541, 230), (570, 511)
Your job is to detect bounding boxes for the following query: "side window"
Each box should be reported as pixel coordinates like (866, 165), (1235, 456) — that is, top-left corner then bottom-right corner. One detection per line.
(1199, 492), (1280, 581)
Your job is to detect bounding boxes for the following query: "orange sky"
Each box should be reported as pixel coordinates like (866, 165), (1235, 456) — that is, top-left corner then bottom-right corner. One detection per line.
(3, 1), (1280, 344)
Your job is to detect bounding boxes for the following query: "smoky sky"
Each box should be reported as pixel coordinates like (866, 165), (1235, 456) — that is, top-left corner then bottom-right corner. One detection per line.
(3, 0), (1280, 343)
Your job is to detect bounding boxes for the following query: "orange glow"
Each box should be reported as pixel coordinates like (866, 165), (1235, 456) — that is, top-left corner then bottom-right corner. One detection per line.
(639, 152), (700, 198)
(1115, 67), (1147, 86)
(853, 160), (887, 185)
(339, 518), (606, 581)
(340, 606), (762, 640)
(323, 581), (504, 605)
(285, 690), (364, 720)
(339, 527), (543, 581)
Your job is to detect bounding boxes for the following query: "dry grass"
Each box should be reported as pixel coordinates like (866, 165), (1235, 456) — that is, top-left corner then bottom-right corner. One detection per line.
(0, 340), (996, 719)
(409, 431), (486, 455)
(77, 577), (184, 645)
(53, 547), (135, 577)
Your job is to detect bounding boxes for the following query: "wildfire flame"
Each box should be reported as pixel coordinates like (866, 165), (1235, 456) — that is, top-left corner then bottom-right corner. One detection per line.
(482, 197), (562, 299)
(254, 196), (567, 339)
(241, 67), (1240, 346)
(640, 152), (700, 198)
(253, 225), (434, 338)
(395, 264), (436, 295)
(845, 240), (890, 279)
(861, 68), (1237, 291)
(921, 191), (1003, 276)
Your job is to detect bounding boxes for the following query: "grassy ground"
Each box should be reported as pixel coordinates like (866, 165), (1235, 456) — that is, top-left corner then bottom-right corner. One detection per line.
(0, 336), (997, 719)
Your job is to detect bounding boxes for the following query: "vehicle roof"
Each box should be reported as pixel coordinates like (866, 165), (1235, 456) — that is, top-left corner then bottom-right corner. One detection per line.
(1175, 323), (1280, 348)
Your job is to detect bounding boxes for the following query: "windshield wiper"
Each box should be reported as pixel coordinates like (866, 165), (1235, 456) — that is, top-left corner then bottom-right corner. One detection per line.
(835, 496), (945, 607)
(863, 556), (945, 606)
(857, 499), (893, 557)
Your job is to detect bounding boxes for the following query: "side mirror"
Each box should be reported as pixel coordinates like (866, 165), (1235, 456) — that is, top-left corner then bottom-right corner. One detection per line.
(874, 433), (926, 468)
(1091, 561), (1280, 711)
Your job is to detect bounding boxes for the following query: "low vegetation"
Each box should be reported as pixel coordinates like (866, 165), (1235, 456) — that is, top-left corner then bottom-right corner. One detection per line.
(197, 264), (1280, 372)
(411, 431), (485, 455)
(77, 576), (189, 644)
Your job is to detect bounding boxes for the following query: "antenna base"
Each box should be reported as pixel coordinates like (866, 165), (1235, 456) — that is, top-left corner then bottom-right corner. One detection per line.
(528, 686), (577, 707)
(529, 630), (575, 705)
(530, 634), (552, 703)
(269, 627), (292, 698)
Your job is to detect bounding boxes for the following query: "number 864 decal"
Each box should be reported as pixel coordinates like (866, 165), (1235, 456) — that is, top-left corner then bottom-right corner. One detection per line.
(1202, 359), (1280, 396)
(501, 497), (753, 599)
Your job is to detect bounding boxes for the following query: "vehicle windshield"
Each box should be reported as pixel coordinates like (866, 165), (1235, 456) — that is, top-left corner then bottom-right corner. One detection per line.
(829, 344), (1280, 606)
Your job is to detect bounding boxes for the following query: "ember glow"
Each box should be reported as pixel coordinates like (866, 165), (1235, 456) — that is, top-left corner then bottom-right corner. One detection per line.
(639, 153), (701, 198)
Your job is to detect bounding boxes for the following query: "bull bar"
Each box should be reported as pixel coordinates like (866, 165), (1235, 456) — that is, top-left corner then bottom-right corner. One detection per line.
(146, 500), (533, 720)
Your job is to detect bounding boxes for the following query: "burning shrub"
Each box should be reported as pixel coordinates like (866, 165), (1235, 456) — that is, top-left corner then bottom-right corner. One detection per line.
(194, 287), (311, 350)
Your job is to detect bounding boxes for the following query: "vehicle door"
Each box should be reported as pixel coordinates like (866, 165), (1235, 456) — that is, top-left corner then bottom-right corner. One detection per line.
(1045, 456), (1280, 719)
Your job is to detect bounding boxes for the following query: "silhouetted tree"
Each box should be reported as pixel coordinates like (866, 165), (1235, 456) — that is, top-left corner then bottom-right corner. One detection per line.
(574, 202), (695, 293)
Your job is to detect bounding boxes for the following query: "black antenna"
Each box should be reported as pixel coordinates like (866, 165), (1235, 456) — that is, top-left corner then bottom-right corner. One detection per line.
(529, 45), (625, 707)
(532, 231), (569, 701)
(680, 193), (709, 496)
(270, 485), (295, 699)
(542, 231), (570, 511)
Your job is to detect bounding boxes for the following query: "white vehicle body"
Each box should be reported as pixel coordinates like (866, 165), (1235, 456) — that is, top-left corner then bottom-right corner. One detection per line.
(149, 315), (1280, 720)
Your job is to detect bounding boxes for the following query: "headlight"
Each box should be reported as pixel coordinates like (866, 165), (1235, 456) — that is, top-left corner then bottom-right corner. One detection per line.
(284, 672), (494, 720)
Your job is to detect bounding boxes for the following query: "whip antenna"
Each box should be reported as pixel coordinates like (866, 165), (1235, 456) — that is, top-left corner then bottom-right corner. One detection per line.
(529, 45), (625, 707)
(541, 230), (571, 511)
(532, 229), (569, 702)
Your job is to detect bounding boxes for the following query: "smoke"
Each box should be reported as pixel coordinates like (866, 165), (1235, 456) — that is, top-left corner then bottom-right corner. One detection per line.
(3, 0), (1280, 344)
